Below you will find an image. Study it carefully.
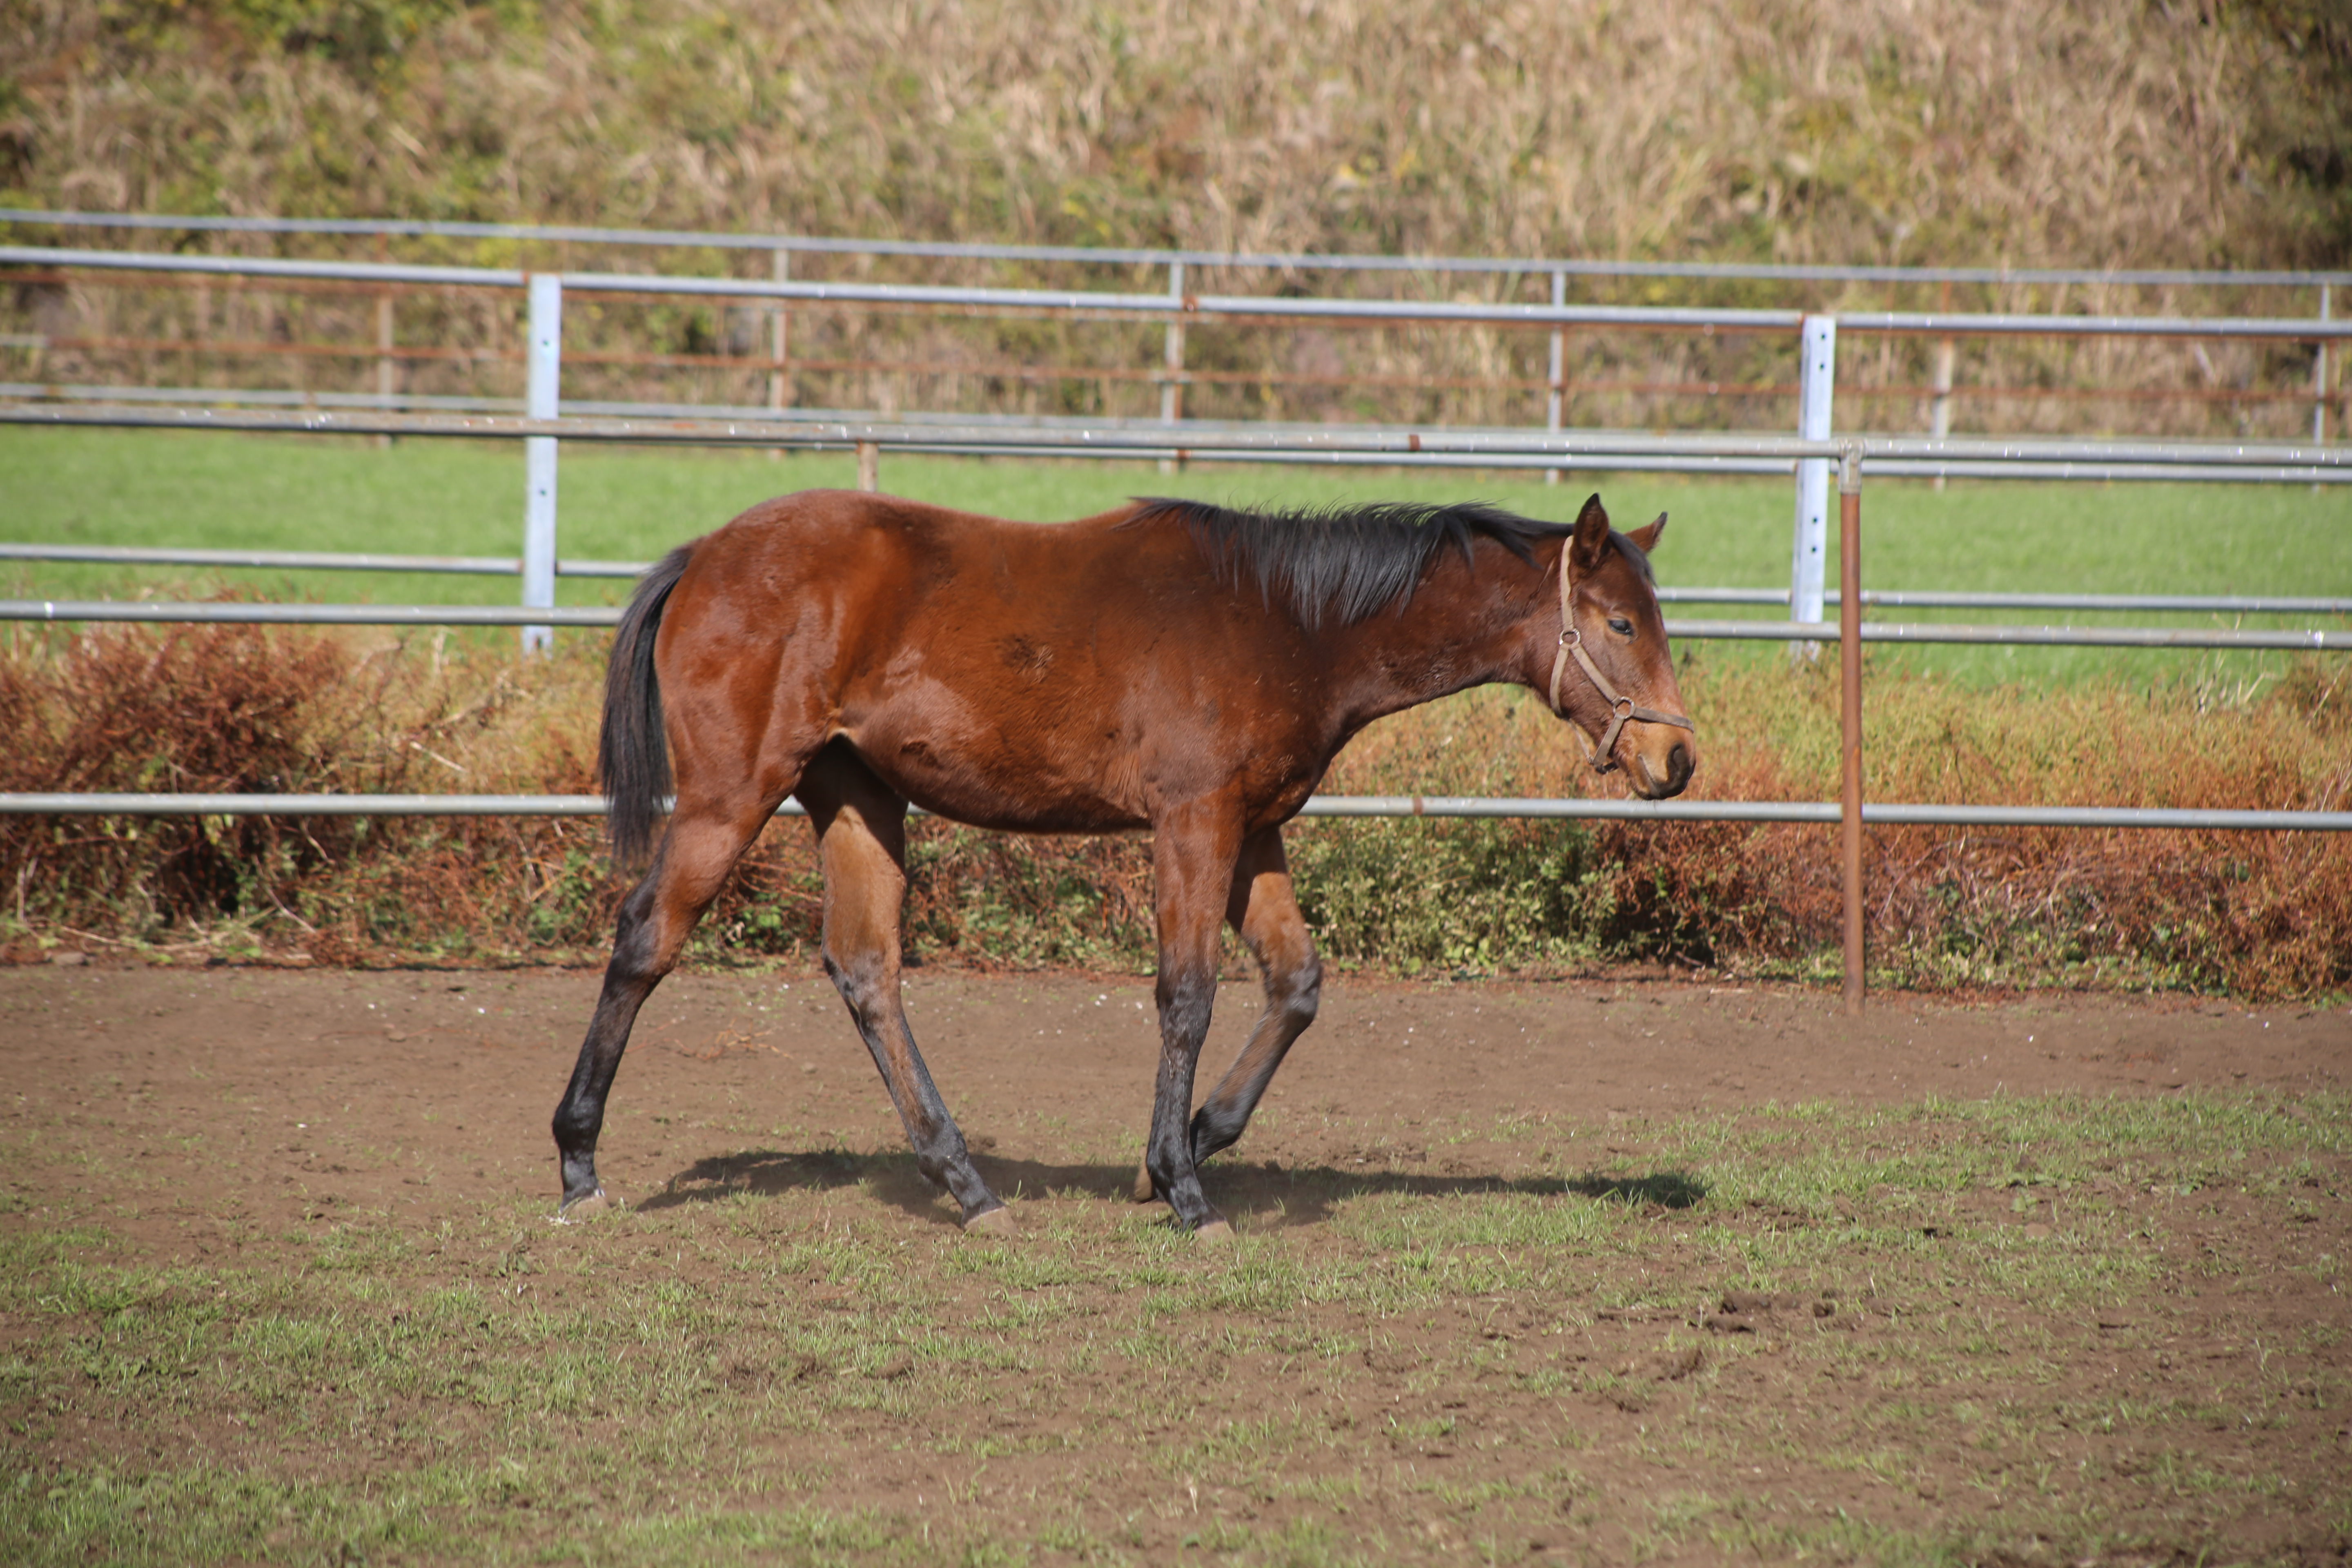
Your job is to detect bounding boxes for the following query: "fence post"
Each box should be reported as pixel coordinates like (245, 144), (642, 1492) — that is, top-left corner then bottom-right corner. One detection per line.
(372, 235), (395, 454)
(1789, 314), (1836, 656)
(1159, 259), (1186, 476)
(768, 245), (792, 462)
(1546, 270), (1567, 486)
(373, 232), (395, 450)
(522, 273), (561, 655)
(2318, 283), (2332, 457)
(1929, 335), (1955, 492)
(1839, 444), (1865, 1016)
(856, 440), (880, 492)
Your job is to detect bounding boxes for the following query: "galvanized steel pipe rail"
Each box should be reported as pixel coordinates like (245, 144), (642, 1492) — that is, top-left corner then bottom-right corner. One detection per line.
(4, 399), (2348, 475)
(8, 207), (2350, 290)
(2, 598), (2341, 650)
(7, 245), (2350, 342)
(8, 543), (2341, 619)
(1, 792), (2343, 834)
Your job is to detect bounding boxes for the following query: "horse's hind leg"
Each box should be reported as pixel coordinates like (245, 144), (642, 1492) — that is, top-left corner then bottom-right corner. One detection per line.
(1194, 827), (1322, 1162)
(553, 792), (780, 1216)
(1130, 826), (1320, 1201)
(799, 743), (1009, 1232)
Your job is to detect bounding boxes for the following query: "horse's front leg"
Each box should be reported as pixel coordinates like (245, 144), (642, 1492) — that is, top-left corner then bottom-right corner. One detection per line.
(1190, 825), (1321, 1164)
(1139, 800), (1246, 1237)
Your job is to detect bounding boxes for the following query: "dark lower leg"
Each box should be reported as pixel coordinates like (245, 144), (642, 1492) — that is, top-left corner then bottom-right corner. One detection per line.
(552, 961), (657, 1208)
(1139, 804), (1244, 1233)
(1143, 963), (1225, 1231)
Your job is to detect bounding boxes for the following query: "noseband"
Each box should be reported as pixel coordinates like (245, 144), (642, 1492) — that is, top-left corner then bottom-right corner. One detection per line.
(1546, 537), (1695, 775)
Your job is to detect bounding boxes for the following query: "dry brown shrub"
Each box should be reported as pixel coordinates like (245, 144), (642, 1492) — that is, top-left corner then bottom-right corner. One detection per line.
(0, 619), (384, 929)
(1561, 655), (2352, 995)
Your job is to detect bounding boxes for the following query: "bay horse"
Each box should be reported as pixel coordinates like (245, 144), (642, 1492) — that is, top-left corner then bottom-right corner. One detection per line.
(553, 490), (1696, 1237)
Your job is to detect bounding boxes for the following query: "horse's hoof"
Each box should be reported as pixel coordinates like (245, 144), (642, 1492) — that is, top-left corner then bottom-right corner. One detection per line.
(962, 1205), (1017, 1236)
(554, 1187), (621, 1223)
(1131, 1162), (1157, 1204)
(1194, 1218), (1236, 1244)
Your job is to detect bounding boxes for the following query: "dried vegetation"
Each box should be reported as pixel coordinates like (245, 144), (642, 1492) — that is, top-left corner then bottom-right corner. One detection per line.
(2, 620), (2345, 998)
(2, 5), (2348, 994)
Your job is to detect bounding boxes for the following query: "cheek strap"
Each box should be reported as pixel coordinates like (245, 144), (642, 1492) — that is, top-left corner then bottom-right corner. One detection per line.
(1548, 543), (1694, 775)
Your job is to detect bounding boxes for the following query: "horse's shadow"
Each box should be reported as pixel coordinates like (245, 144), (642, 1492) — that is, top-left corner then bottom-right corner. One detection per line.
(635, 1147), (1706, 1229)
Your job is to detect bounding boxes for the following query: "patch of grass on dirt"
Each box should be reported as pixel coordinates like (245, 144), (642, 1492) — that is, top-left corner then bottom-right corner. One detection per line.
(2, 1089), (2345, 1564)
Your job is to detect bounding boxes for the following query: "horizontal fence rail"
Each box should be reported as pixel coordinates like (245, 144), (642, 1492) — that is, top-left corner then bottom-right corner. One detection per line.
(0, 377), (2323, 421)
(9, 207), (2352, 290)
(6, 245), (2351, 342)
(0, 601), (623, 627)
(1, 793), (2344, 833)
(4, 400), (2347, 477)
(9, 543), (2342, 618)
(5, 599), (2342, 649)
(0, 543), (650, 578)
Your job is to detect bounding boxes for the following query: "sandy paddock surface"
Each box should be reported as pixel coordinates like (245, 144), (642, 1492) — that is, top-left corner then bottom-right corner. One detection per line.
(4, 960), (2348, 1564)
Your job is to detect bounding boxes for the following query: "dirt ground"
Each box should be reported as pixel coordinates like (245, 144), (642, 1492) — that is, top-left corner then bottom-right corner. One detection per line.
(10, 961), (2341, 1240)
(6, 958), (2350, 1563)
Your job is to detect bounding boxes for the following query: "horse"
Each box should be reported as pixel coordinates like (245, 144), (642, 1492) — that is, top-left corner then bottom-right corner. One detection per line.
(552, 489), (1697, 1237)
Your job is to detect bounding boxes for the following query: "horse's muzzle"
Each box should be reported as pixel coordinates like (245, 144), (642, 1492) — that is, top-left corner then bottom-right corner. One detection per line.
(1627, 732), (1696, 800)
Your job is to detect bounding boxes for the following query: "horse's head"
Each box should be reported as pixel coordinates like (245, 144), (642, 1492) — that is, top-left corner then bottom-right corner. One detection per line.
(1537, 494), (1697, 800)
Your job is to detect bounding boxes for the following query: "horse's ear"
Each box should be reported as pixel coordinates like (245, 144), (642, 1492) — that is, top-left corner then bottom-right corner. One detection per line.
(1624, 512), (1667, 555)
(1571, 493), (1611, 572)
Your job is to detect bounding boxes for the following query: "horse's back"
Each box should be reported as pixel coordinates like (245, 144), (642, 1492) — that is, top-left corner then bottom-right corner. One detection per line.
(650, 491), (1297, 830)
(677, 488), (1145, 608)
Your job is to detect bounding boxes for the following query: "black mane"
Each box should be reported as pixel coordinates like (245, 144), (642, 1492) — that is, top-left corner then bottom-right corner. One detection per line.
(1125, 497), (1582, 632)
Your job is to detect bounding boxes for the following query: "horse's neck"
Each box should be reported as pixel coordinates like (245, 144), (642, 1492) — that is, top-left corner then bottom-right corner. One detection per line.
(1325, 569), (1538, 729)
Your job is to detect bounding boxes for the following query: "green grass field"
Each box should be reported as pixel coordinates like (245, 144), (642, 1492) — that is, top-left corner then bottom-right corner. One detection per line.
(6, 428), (2347, 687)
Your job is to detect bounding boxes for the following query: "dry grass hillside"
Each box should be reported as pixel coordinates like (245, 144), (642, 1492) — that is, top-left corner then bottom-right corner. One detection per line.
(4, 2), (2346, 435)
(4, 0), (2346, 270)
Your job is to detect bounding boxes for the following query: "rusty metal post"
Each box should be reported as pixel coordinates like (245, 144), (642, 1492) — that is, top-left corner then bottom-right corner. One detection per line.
(1839, 445), (1865, 1014)
(855, 440), (880, 492)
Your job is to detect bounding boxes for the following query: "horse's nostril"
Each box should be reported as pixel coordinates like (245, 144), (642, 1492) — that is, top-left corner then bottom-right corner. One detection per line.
(1668, 742), (1693, 784)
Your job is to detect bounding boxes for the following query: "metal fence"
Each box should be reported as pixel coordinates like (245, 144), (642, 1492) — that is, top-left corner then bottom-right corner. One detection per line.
(5, 207), (2343, 450)
(4, 216), (2348, 1008)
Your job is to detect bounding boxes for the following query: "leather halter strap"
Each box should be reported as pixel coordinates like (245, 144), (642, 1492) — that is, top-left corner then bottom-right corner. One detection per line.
(1547, 535), (1695, 775)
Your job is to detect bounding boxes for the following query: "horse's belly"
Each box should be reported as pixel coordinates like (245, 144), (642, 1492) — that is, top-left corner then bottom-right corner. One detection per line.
(841, 731), (1148, 835)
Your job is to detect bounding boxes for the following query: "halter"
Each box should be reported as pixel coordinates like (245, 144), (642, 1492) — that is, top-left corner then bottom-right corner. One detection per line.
(1546, 536), (1695, 775)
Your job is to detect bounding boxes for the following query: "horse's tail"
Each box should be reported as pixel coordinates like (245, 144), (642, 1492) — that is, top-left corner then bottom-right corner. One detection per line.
(599, 543), (695, 871)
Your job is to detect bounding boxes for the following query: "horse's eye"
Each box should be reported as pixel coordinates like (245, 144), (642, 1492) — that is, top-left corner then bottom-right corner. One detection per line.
(1608, 616), (1634, 637)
